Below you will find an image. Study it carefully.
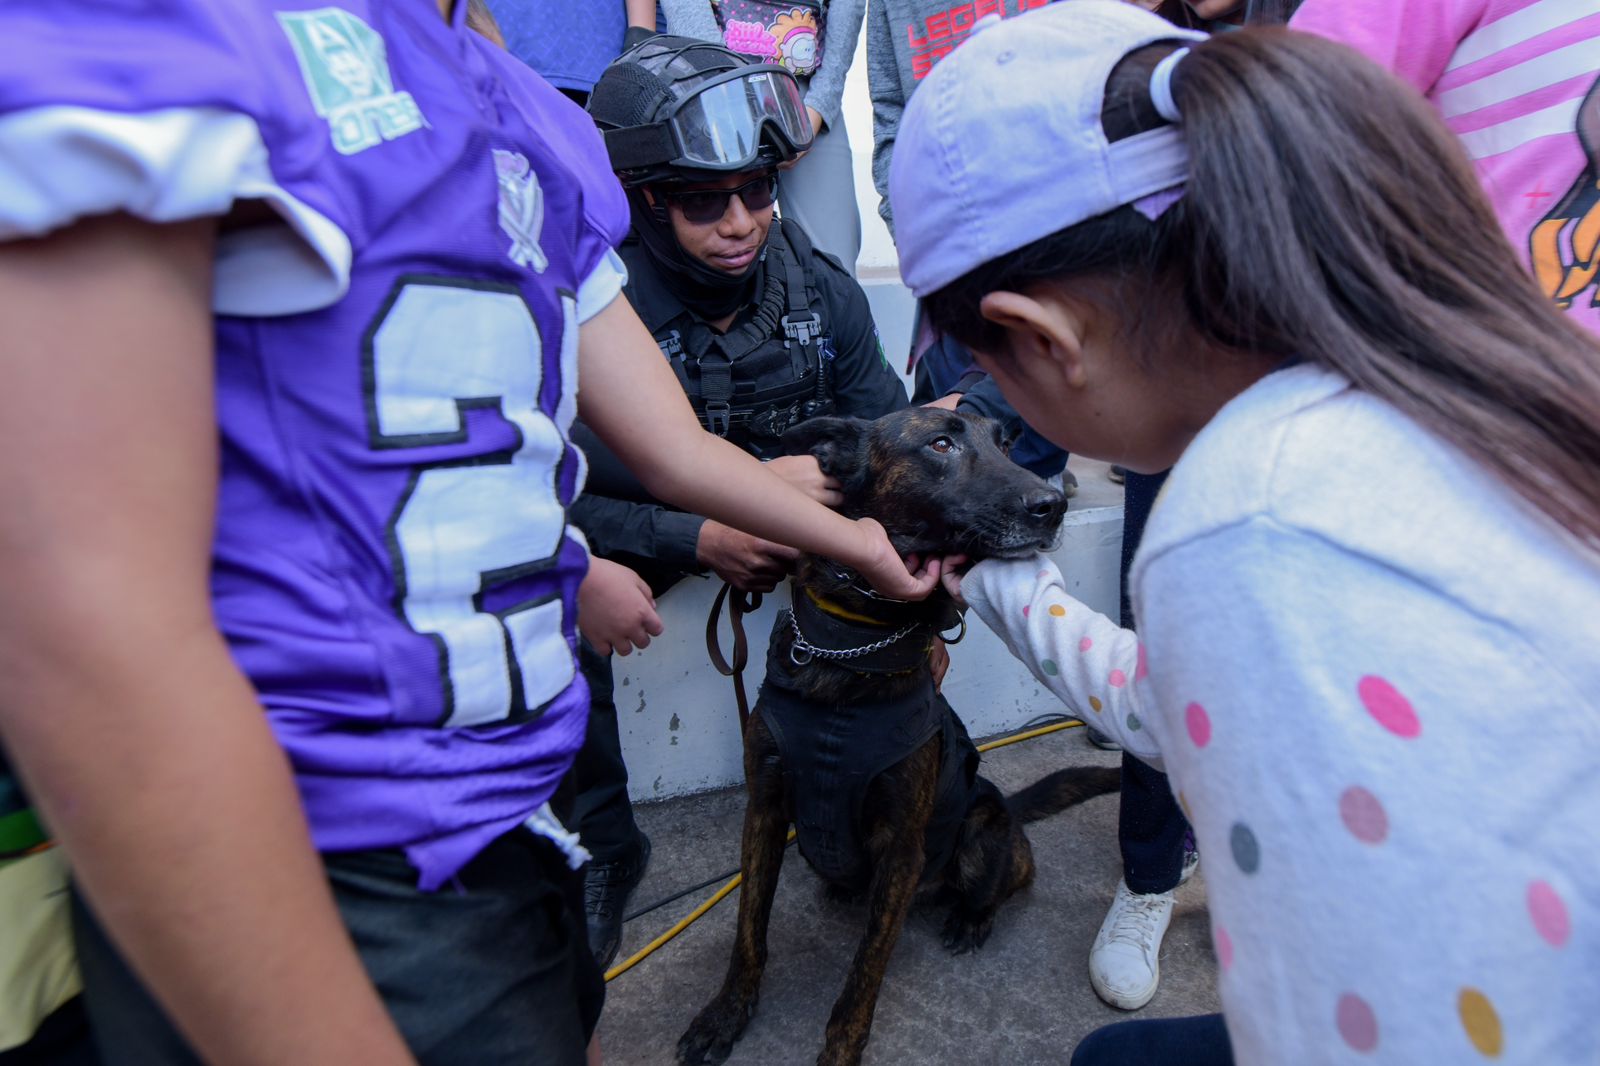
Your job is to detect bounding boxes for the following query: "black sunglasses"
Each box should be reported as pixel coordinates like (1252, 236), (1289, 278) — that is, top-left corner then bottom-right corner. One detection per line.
(662, 175), (779, 225)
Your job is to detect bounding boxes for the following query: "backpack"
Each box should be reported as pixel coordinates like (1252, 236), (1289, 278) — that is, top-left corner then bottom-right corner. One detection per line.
(714, 1), (827, 78)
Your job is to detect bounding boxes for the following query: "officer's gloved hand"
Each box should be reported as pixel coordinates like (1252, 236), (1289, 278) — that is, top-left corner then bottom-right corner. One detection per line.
(622, 25), (657, 51)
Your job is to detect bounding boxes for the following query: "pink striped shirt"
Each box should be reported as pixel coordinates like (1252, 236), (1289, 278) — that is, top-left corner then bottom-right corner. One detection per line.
(1293, 0), (1600, 335)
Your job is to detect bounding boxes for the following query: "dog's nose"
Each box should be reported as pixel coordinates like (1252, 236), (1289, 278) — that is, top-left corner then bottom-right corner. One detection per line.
(1023, 487), (1067, 525)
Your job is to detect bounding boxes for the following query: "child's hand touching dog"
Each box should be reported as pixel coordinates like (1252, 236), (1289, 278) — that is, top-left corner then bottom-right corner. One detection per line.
(764, 454), (844, 508)
(916, 552), (971, 607)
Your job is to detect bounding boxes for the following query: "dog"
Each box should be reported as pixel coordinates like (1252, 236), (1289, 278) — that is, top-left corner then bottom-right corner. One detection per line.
(677, 407), (1122, 1066)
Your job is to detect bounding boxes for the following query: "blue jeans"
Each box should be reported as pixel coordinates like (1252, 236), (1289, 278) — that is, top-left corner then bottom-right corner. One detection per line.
(1078, 474), (1231, 1063)
(1119, 469), (1192, 894)
(1072, 1013), (1234, 1066)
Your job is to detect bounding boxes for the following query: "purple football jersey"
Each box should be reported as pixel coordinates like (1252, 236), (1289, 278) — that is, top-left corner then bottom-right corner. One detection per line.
(0, 0), (629, 887)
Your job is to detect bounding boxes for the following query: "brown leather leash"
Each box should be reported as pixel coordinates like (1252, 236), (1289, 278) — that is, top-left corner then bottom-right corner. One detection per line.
(706, 582), (763, 734)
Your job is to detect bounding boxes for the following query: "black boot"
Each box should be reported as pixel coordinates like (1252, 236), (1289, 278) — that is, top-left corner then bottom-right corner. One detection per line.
(583, 829), (652, 969)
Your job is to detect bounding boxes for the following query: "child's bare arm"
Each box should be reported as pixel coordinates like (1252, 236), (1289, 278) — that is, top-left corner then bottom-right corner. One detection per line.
(577, 295), (941, 600)
(625, 0), (656, 28)
(959, 555), (1161, 765)
(0, 214), (413, 1066)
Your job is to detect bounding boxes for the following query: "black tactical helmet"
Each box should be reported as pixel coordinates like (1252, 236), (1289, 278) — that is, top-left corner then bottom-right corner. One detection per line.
(588, 35), (814, 187)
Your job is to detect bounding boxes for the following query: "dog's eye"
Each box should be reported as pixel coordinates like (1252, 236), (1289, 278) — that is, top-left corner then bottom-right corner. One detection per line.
(929, 436), (955, 454)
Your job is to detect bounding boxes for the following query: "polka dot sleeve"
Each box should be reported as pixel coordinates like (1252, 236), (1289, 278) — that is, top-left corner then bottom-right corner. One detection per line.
(963, 554), (1163, 765)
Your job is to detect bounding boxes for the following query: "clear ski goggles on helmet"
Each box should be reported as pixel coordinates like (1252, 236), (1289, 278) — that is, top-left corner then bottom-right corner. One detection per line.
(608, 65), (813, 175)
(672, 66), (813, 167)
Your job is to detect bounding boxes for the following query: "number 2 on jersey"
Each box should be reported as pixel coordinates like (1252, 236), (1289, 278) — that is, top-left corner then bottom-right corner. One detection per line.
(365, 277), (580, 727)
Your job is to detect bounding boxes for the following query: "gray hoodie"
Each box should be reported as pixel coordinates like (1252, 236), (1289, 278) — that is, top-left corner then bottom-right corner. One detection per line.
(660, 1), (866, 131)
(868, 0), (1050, 232)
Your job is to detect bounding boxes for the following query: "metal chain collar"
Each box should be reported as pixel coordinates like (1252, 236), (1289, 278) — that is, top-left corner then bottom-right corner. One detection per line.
(805, 562), (970, 647)
(819, 560), (909, 604)
(786, 609), (924, 666)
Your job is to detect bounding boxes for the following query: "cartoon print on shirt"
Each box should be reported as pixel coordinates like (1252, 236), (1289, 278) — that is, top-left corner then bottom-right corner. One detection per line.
(716, 2), (824, 77)
(772, 10), (820, 73)
(1530, 75), (1600, 309)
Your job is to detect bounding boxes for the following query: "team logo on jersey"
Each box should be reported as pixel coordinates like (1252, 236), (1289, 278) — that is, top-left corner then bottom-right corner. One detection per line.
(493, 150), (549, 273)
(278, 8), (426, 155)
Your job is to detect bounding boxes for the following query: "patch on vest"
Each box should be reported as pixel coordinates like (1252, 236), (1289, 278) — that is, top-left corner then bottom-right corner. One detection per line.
(278, 7), (426, 156)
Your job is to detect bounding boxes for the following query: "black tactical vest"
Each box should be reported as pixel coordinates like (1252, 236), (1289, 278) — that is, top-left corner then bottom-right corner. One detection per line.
(639, 220), (836, 457)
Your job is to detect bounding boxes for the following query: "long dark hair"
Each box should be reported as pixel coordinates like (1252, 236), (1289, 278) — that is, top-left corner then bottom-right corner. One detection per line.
(1151, 0), (1300, 30)
(926, 29), (1600, 547)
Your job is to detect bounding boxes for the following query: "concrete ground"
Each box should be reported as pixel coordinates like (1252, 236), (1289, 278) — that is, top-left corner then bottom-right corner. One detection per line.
(597, 719), (1221, 1066)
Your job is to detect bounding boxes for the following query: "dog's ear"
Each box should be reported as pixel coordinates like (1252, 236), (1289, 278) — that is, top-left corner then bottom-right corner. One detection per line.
(781, 416), (871, 487)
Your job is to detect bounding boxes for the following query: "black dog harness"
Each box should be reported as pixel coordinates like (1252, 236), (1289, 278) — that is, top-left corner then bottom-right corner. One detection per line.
(756, 597), (980, 888)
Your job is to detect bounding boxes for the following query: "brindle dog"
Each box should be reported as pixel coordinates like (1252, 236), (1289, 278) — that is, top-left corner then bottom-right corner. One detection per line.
(677, 408), (1122, 1066)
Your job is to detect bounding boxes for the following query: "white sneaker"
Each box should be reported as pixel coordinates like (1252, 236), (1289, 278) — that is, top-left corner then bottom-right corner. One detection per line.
(1088, 879), (1175, 1010)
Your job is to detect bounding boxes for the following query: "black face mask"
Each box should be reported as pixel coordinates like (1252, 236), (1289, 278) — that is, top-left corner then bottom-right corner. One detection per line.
(628, 186), (766, 321)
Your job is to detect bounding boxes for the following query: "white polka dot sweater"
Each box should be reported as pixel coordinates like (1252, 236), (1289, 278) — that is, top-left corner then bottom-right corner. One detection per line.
(964, 364), (1599, 1064)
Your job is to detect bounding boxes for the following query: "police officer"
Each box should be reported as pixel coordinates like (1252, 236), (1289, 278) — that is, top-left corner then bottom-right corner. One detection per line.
(569, 37), (909, 968)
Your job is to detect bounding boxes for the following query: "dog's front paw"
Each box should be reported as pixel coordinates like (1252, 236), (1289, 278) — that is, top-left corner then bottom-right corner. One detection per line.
(677, 996), (757, 1066)
(940, 908), (994, 955)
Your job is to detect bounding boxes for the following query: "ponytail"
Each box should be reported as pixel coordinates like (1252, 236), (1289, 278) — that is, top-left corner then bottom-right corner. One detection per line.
(1174, 28), (1600, 547)
(1241, 0), (1300, 25)
(927, 28), (1600, 548)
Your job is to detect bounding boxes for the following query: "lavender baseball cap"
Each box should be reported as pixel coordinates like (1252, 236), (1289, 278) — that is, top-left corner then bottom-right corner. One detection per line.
(890, 0), (1204, 297)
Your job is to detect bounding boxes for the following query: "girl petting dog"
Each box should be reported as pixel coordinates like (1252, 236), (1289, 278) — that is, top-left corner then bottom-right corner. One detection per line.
(891, 3), (1600, 1063)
